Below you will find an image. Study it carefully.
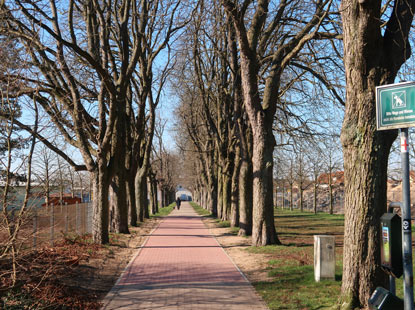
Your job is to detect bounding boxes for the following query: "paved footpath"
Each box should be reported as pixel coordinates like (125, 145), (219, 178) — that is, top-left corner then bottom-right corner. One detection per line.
(101, 202), (269, 310)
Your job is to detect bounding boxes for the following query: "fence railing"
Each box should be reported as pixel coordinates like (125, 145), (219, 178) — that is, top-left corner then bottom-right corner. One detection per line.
(33, 202), (92, 247)
(0, 202), (94, 250)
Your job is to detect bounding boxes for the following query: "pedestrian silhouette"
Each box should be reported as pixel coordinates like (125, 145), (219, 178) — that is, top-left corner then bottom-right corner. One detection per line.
(176, 197), (181, 210)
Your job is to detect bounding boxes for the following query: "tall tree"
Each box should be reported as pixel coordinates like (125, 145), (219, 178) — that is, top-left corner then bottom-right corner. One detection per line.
(222, 0), (333, 245)
(0, 0), (146, 243)
(340, 0), (415, 308)
(0, 0), (187, 242)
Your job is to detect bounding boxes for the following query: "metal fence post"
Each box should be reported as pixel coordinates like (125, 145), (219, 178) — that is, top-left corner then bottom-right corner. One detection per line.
(400, 128), (414, 310)
(76, 201), (79, 234)
(88, 202), (92, 233)
(84, 203), (87, 234)
(65, 202), (68, 233)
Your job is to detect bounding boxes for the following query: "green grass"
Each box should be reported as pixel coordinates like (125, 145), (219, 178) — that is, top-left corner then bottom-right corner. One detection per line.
(151, 203), (175, 218)
(249, 208), (345, 310)
(255, 265), (341, 310)
(189, 204), (347, 308)
(190, 203), (239, 234)
(216, 220), (230, 227)
(190, 202), (212, 216)
(230, 226), (240, 235)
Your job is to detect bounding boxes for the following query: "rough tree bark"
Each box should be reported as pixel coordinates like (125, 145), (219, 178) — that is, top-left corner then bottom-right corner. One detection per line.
(230, 145), (241, 227)
(340, 0), (415, 308)
(92, 164), (111, 244)
(238, 159), (253, 236)
(110, 109), (129, 234)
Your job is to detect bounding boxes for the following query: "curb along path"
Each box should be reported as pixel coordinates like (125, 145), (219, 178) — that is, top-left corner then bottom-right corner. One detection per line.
(101, 202), (269, 310)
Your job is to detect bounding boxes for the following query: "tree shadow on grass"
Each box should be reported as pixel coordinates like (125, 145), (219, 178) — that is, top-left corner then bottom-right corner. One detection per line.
(253, 265), (341, 310)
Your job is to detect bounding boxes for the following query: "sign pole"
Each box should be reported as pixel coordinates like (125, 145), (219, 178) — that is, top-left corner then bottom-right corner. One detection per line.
(400, 128), (414, 310)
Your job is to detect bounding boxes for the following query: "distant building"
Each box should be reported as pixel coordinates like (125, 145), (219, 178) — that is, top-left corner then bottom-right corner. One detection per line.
(176, 185), (192, 201)
(41, 194), (82, 206)
(317, 171), (344, 188)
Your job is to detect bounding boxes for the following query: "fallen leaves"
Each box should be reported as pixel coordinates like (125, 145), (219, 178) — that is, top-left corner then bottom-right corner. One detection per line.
(1, 235), (104, 310)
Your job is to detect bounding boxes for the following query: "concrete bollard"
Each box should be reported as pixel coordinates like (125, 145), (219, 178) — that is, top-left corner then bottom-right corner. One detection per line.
(314, 235), (335, 282)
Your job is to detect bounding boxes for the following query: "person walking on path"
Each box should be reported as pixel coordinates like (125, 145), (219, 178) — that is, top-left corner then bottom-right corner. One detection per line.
(101, 202), (269, 310)
(175, 196), (181, 210)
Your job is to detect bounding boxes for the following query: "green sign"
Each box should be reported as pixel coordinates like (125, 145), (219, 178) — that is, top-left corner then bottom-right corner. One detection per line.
(376, 81), (415, 130)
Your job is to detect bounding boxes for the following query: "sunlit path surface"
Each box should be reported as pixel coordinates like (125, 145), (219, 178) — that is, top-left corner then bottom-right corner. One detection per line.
(101, 202), (268, 310)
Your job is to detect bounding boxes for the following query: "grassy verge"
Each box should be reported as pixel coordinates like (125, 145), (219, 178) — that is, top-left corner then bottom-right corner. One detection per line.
(189, 203), (348, 308)
(190, 202), (212, 216)
(151, 203), (175, 218)
(190, 202), (240, 234)
(250, 208), (344, 310)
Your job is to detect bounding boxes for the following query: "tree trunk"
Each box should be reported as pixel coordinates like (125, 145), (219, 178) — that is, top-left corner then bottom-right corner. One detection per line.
(109, 170), (129, 234)
(109, 110), (129, 234)
(143, 179), (149, 219)
(208, 155), (218, 216)
(164, 190), (169, 207)
(153, 181), (159, 214)
(148, 172), (158, 215)
(230, 147), (241, 227)
(339, 0), (415, 306)
(91, 167), (110, 244)
(127, 172), (137, 226)
(45, 177), (50, 207)
(222, 170), (232, 221)
(148, 177), (156, 215)
(238, 159), (253, 236)
(217, 166), (223, 219)
(299, 184), (304, 212)
(210, 181), (218, 217)
(251, 132), (279, 246)
(135, 169), (147, 223)
(341, 130), (394, 308)
(203, 187), (207, 209)
(157, 185), (162, 209)
(109, 185), (116, 233)
(202, 188), (207, 209)
(199, 187), (204, 208)
(161, 188), (166, 208)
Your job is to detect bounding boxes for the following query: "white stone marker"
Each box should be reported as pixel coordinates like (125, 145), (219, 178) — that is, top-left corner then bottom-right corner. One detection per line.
(314, 235), (335, 282)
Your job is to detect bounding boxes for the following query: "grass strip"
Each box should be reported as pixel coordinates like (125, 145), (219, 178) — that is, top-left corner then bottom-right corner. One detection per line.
(190, 202), (212, 216)
(151, 203), (174, 218)
(250, 208), (344, 310)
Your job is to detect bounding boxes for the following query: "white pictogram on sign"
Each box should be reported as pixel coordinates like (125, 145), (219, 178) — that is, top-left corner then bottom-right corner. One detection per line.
(392, 91), (406, 109)
(403, 220), (410, 231)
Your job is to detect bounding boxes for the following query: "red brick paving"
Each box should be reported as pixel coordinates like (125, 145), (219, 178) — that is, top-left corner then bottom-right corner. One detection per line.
(101, 202), (269, 310)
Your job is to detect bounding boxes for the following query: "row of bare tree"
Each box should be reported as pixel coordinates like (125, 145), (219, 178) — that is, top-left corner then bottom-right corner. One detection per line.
(2, 0), (415, 307)
(171, 0), (415, 309)
(173, 0), (340, 246)
(274, 137), (343, 215)
(0, 0), (189, 248)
